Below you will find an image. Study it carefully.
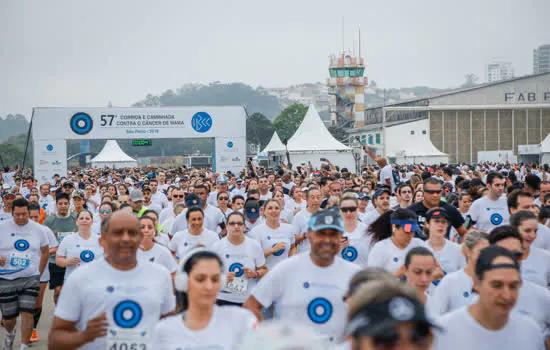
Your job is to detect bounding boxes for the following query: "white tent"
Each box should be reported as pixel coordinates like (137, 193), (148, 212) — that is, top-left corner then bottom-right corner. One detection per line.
(90, 140), (138, 169)
(541, 133), (550, 164)
(286, 104), (356, 171)
(260, 131), (286, 153)
(385, 119), (449, 165)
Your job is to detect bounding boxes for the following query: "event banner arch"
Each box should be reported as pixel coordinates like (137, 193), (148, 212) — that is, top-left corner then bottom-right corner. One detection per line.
(32, 106), (246, 183)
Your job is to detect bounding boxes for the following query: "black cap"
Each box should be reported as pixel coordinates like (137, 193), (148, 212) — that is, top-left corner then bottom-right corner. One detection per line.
(345, 296), (439, 337)
(373, 187), (391, 200)
(185, 193), (201, 208)
(475, 245), (520, 280)
(425, 207), (450, 221)
(307, 209), (344, 233)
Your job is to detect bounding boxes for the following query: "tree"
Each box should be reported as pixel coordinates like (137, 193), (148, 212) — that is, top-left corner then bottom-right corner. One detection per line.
(272, 103), (308, 141)
(246, 113), (274, 150)
(462, 74), (479, 88)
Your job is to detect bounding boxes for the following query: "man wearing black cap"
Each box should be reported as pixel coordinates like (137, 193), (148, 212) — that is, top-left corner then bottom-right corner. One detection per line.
(432, 245), (544, 350)
(243, 199), (261, 233)
(408, 178), (466, 240)
(244, 209), (360, 344)
(362, 187), (391, 226)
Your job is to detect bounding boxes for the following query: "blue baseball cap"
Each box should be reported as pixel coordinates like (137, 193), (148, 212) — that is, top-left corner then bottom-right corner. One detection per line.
(307, 209), (344, 233)
(185, 193), (201, 208)
(245, 199), (260, 219)
(373, 187), (391, 200)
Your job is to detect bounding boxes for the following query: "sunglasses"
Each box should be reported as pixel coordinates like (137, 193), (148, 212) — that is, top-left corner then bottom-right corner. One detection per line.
(99, 209), (112, 214)
(218, 197), (229, 201)
(227, 221), (244, 226)
(340, 207), (358, 213)
(424, 189), (442, 194)
(172, 195), (184, 198)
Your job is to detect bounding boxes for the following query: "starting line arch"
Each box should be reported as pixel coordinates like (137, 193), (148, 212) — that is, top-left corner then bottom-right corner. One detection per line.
(32, 106), (247, 183)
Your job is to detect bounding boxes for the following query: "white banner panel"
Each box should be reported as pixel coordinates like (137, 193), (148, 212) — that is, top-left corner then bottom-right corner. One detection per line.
(33, 140), (67, 184)
(32, 107), (246, 140)
(214, 137), (246, 175)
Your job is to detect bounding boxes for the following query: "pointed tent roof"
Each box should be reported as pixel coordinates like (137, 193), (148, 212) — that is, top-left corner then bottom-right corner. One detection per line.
(541, 133), (550, 153)
(261, 131), (286, 153)
(287, 104), (351, 152)
(91, 140), (137, 164)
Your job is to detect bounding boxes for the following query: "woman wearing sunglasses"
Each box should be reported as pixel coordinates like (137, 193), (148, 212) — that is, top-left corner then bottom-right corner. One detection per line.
(339, 193), (372, 266)
(91, 202), (115, 235)
(217, 190), (233, 217)
(213, 211), (267, 307)
(151, 248), (257, 349)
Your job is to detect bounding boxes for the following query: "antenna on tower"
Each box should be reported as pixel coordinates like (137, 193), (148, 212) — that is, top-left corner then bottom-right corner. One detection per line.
(358, 25), (361, 58)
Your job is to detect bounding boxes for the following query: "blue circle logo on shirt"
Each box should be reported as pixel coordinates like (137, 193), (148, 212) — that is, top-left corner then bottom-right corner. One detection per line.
(341, 247), (358, 262)
(80, 250), (95, 262)
(393, 257), (399, 262)
(14, 239), (29, 252)
(70, 112), (94, 135)
(307, 298), (333, 324)
(490, 213), (503, 226)
(272, 243), (285, 256)
(191, 112), (212, 133)
(463, 291), (470, 298)
(229, 262), (244, 277)
(113, 300), (142, 328)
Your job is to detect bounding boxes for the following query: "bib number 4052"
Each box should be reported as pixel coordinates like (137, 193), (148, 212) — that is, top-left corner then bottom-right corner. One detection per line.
(108, 343), (146, 350)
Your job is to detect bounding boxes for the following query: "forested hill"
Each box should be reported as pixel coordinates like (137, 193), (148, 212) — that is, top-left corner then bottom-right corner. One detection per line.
(132, 82), (282, 120)
(0, 114), (28, 141)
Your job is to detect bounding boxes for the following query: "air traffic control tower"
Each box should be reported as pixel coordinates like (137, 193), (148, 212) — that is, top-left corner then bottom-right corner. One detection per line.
(328, 52), (368, 128)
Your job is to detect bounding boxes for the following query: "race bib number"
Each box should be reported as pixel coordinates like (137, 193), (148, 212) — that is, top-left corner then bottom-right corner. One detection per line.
(222, 277), (248, 294)
(9, 252), (30, 269)
(57, 232), (72, 243)
(107, 329), (149, 350)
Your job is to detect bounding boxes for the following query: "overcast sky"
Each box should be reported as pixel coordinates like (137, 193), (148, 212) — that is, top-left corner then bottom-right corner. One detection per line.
(1, 0), (548, 118)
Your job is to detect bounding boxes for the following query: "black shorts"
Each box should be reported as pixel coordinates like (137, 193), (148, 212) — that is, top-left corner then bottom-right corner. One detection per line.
(216, 299), (242, 307)
(48, 263), (65, 290)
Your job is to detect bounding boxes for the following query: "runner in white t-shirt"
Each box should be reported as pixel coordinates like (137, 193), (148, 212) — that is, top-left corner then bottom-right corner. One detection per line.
(244, 209), (360, 344)
(213, 211), (267, 306)
(510, 210), (550, 288)
(249, 199), (296, 271)
(423, 208), (466, 287)
(56, 210), (104, 281)
(432, 245), (545, 350)
(367, 208), (424, 276)
(339, 193), (372, 266)
(404, 246), (440, 311)
(137, 215), (177, 276)
(292, 188), (322, 253)
(429, 230), (489, 317)
(151, 247), (257, 349)
(169, 207), (220, 260)
(468, 172), (509, 231)
(49, 212), (175, 349)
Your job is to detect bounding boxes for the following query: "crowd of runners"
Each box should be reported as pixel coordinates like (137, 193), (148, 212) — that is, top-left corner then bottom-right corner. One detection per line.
(0, 156), (549, 349)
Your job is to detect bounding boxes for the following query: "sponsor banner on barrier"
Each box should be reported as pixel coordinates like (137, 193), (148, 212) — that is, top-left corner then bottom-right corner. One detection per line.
(215, 137), (246, 175)
(34, 140), (67, 184)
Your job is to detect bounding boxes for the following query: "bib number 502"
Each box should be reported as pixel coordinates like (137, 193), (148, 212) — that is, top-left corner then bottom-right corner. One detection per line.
(108, 342), (146, 350)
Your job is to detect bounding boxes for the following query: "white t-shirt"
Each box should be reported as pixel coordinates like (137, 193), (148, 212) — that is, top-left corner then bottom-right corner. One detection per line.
(159, 206), (176, 226)
(151, 191), (169, 209)
(249, 223), (296, 270)
(150, 306), (256, 349)
(521, 247), (550, 288)
(54, 259), (176, 350)
(144, 202), (163, 215)
(379, 164), (395, 192)
(514, 280), (550, 337)
(213, 237), (266, 304)
(0, 219), (48, 280)
(432, 307), (545, 350)
(168, 229), (220, 260)
(424, 239), (466, 276)
(468, 196), (510, 231)
(137, 243), (177, 273)
(251, 253), (360, 343)
(292, 210), (313, 253)
(340, 223), (372, 266)
(428, 269), (476, 318)
(56, 233), (104, 280)
(0, 209), (12, 222)
(40, 224), (59, 283)
(362, 210), (381, 227)
(171, 205), (224, 234)
(533, 223), (550, 251)
(259, 192), (272, 201)
(367, 237), (425, 273)
(2, 171), (16, 187)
